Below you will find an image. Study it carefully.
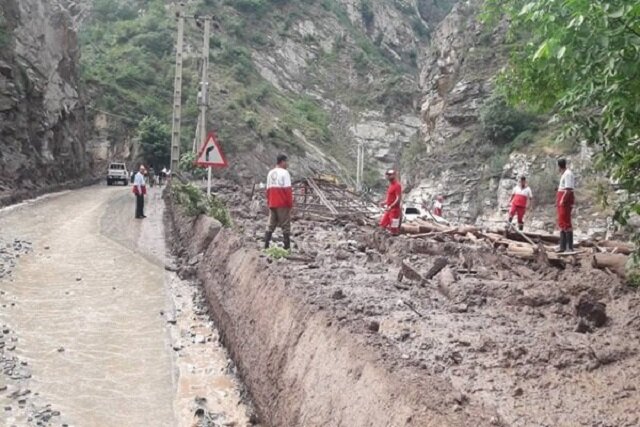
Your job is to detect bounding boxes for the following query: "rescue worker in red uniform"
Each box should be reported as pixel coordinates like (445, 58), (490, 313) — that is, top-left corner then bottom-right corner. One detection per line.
(379, 169), (402, 235)
(556, 158), (575, 252)
(433, 195), (444, 217)
(508, 176), (533, 231)
(265, 154), (293, 250)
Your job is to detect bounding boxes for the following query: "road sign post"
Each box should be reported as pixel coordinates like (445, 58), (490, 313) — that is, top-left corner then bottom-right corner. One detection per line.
(195, 131), (228, 196)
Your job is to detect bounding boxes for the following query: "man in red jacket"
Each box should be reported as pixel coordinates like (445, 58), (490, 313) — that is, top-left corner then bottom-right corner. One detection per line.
(379, 169), (402, 235)
(265, 154), (293, 250)
(508, 176), (533, 231)
(132, 165), (147, 219)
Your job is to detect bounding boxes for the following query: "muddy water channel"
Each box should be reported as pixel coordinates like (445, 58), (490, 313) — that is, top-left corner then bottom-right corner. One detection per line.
(0, 186), (250, 426)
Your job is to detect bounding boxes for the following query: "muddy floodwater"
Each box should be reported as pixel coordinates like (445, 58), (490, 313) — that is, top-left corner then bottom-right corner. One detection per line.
(0, 186), (250, 426)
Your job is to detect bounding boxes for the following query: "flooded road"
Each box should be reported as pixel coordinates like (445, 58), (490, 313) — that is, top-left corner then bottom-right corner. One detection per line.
(0, 186), (250, 426)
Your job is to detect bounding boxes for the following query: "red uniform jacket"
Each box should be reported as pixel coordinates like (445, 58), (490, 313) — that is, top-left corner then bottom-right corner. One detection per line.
(266, 167), (293, 208)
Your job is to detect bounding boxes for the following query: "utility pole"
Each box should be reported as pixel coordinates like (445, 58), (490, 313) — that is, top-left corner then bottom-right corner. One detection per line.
(194, 16), (212, 195)
(170, 8), (185, 174)
(348, 61), (365, 192)
(356, 142), (364, 192)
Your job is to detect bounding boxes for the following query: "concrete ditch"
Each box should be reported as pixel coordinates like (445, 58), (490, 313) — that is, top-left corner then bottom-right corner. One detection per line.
(165, 195), (497, 427)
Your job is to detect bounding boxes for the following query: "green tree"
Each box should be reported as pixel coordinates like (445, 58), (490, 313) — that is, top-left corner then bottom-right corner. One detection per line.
(137, 115), (171, 168)
(483, 0), (640, 226)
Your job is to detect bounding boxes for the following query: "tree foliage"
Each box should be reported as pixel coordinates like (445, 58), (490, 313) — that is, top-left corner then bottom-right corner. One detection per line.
(81, 0), (175, 120)
(483, 0), (640, 224)
(480, 94), (535, 145)
(137, 115), (171, 168)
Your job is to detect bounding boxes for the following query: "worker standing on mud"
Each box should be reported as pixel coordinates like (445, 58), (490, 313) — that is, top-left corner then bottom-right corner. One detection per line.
(379, 169), (402, 236)
(265, 154), (293, 250)
(133, 165), (147, 219)
(557, 158), (575, 252)
(508, 176), (533, 231)
(433, 195), (444, 217)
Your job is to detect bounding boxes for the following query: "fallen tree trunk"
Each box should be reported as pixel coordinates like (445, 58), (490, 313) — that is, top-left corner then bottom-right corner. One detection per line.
(504, 230), (561, 244)
(594, 240), (634, 256)
(592, 253), (628, 279)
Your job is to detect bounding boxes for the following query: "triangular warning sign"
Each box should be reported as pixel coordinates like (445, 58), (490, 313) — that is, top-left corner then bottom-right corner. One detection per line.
(195, 131), (228, 168)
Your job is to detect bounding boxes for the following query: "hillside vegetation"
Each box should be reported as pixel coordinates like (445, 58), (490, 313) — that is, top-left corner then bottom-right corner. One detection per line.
(79, 0), (454, 184)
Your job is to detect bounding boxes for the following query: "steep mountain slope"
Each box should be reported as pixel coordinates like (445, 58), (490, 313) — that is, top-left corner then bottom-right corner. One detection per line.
(79, 0), (455, 187)
(406, 0), (613, 236)
(0, 0), (90, 202)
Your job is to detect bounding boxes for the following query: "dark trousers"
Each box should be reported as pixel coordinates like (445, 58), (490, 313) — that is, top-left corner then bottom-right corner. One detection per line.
(135, 195), (145, 218)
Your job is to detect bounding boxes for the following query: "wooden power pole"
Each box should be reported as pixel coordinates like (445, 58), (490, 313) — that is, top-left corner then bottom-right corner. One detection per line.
(170, 9), (185, 173)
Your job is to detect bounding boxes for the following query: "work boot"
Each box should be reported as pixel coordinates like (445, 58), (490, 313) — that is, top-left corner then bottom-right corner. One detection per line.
(567, 231), (574, 252)
(558, 231), (567, 252)
(283, 233), (291, 251)
(518, 223), (524, 231)
(264, 231), (273, 250)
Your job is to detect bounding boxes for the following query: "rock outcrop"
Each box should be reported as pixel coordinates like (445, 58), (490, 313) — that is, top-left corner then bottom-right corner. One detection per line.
(0, 0), (90, 201)
(407, 0), (612, 236)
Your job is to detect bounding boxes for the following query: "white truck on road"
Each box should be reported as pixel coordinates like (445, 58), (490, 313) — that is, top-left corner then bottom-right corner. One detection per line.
(106, 162), (129, 186)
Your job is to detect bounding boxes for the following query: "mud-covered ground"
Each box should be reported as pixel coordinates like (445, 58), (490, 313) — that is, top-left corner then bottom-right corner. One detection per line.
(208, 178), (640, 427)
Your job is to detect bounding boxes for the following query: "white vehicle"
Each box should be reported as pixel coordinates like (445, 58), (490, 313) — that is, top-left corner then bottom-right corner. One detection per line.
(106, 162), (129, 186)
(403, 205), (423, 223)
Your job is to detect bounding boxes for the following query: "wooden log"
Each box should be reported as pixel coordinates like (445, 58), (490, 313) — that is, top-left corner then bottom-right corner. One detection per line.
(596, 240), (634, 256)
(592, 253), (628, 279)
(401, 224), (421, 234)
(507, 245), (536, 259)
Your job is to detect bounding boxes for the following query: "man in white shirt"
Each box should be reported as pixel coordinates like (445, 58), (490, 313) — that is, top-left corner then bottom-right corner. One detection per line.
(556, 158), (575, 251)
(508, 176), (533, 231)
(133, 165), (147, 219)
(265, 154), (293, 250)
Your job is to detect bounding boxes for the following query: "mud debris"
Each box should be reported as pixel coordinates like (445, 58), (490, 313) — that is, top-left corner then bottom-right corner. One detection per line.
(199, 178), (640, 427)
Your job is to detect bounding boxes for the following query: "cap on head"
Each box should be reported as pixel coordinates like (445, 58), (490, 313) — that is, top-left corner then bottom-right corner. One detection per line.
(277, 154), (288, 165)
(385, 169), (396, 177)
(557, 158), (567, 169)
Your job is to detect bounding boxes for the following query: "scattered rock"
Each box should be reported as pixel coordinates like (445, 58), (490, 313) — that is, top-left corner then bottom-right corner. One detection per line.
(57, 347), (65, 353)
(331, 289), (346, 300)
(575, 320), (592, 334)
(575, 294), (607, 328)
(513, 387), (524, 397)
(367, 321), (380, 333)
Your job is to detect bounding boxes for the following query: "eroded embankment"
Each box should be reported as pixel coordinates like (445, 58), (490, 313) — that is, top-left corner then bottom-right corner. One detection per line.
(165, 198), (498, 427)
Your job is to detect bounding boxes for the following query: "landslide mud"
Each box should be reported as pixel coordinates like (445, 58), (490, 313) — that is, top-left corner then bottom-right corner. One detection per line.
(166, 190), (495, 426)
(167, 180), (640, 427)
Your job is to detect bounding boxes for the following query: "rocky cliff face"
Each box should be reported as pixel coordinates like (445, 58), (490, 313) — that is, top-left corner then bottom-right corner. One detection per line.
(0, 0), (90, 200)
(406, 0), (612, 237)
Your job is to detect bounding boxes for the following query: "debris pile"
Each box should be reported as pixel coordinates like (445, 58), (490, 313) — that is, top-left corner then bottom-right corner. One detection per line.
(401, 218), (633, 279)
(200, 178), (640, 426)
(252, 177), (378, 221)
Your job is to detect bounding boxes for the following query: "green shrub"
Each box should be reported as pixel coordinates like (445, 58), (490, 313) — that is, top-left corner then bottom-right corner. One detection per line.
(0, 10), (9, 47)
(172, 182), (232, 227)
(265, 246), (290, 259)
(360, 0), (375, 28)
(480, 94), (535, 145)
(207, 195), (232, 227)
